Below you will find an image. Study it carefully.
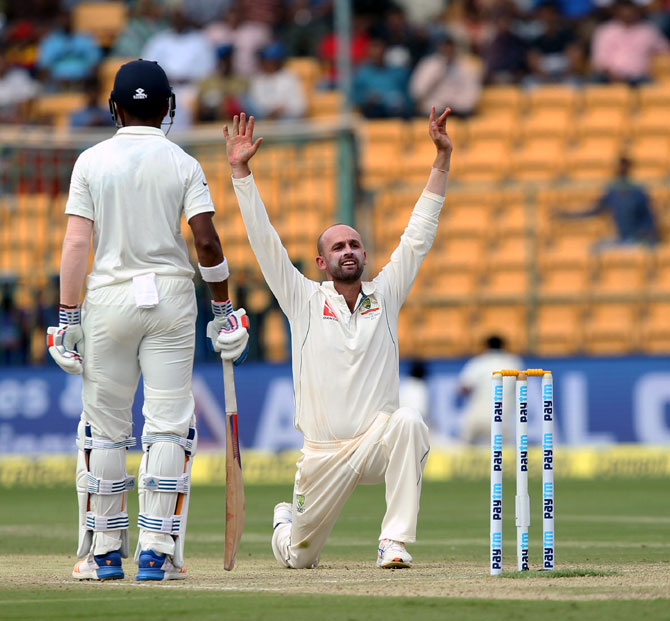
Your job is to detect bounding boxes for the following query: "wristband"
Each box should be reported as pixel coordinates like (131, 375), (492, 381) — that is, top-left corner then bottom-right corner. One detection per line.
(198, 258), (230, 283)
(432, 166), (449, 173)
(59, 305), (81, 325)
(211, 299), (234, 317)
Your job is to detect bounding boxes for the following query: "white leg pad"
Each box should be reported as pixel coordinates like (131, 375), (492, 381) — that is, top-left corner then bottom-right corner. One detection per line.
(75, 421), (136, 559)
(135, 427), (197, 569)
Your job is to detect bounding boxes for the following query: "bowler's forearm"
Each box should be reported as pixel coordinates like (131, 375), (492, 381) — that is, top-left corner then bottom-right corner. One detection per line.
(425, 151), (451, 197)
(231, 163), (251, 179)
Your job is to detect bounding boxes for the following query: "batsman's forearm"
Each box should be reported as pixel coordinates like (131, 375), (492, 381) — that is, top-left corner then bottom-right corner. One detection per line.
(425, 151), (451, 197)
(60, 217), (92, 306)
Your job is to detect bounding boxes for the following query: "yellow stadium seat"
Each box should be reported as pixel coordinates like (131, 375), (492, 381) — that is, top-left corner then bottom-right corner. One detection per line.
(535, 303), (585, 356)
(479, 267), (530, 300)
(477, 85), (525, 116)
(591, 262), (648, 297)
(495, 201), (528, 235)
(538, 264), (592, 299)
(584, 302), (640, 354)
(641, 302), (670, 352)
(262, 308), (289, 362)
(520, 108), (571, 141)
(72, 1), (128, 47)
(472, 305), (528, 353)
(467, 114), (516, 145)
(414, 306), (473, 357)
(308, 90), (342, 117)
(631, 107), (670, 137)
(582, 84), (634, 111)
(564, 137), (620, 181)
(509, 138), (565, 182)
(637, 82), (670, 110)
(285, 57), (322, 93)
(650, 53), (670, 82)
(452, 141), (510, 183)
(527, 85), (580, 112)
(98, 56), (133, 99)
(32, 93), (88, 127)
(359, 118), (407, 144)
(484, 234), (529, 270)
(574, 108), (626, 139)
(628, 136), (670, 180)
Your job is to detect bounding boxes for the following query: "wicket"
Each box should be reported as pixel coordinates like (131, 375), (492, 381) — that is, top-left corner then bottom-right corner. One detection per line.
(489, 369), (555, 575)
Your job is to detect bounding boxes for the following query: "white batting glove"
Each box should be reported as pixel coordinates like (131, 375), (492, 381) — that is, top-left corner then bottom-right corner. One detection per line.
(206, 300), (250, 366)
(47, 306), (85, 374)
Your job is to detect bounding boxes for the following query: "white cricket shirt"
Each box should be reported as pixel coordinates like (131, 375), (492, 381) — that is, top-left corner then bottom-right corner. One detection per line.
(65, 126), (215, 290)
(233, 173), (445, 442)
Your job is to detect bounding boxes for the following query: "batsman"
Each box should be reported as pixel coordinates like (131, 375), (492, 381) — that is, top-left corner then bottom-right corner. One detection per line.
(47, 60), (249, 581)
(224, 107), (452, 569)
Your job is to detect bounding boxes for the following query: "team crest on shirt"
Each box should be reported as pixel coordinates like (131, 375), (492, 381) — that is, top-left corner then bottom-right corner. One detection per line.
(323, 300), (337, 321)
(296, 494), (306, 513)
(360, 295), (380, 318)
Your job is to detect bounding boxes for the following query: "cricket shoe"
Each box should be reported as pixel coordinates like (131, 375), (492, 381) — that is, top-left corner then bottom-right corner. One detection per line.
(273, 502), (292, 530)
(72, 550), (124, 581)
(376, 539), (413, 569)
(136, 550), (187, 581)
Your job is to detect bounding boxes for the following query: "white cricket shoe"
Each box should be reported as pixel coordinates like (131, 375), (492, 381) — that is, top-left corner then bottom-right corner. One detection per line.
(72, 550), (124, 580)
(376, 539), (413, 569)
(273, 502), (293, 530)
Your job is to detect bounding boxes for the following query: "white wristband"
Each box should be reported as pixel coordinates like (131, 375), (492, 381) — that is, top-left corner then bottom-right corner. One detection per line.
(198, 258), (229, 282)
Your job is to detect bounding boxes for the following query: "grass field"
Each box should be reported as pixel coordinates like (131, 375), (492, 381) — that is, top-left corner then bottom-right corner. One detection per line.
(1, 477), (669, 620)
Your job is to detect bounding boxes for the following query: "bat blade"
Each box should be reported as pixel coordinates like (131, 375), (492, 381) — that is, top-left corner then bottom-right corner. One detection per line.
(224, 411), (245, 570)
(223, 360), (245, 571)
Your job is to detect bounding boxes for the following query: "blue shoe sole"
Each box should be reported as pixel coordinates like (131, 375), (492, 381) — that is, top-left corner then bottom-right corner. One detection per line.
(136, 568), (165, 581)
(97, 567), (124, 580)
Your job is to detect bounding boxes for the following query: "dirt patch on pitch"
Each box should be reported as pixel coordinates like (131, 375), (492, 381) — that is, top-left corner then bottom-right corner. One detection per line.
(1, 556), (669, 601)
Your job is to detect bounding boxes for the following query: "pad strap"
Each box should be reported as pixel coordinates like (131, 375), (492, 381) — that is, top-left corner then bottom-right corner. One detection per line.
(142, 473), (190, 494)
(87, 473), (136, 495)
(142, 431), (195, 455)
(86, 511), (130, 531)
(137, 513), (182, 535)
(83, 436), (137, 450)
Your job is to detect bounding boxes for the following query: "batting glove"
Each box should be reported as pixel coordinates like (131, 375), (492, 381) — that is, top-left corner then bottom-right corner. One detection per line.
(206, 300), (250, 366)
(47, 306), (85, 375)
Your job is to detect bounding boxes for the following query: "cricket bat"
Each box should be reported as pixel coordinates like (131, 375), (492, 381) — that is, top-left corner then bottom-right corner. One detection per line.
(222, 357), (245, 571)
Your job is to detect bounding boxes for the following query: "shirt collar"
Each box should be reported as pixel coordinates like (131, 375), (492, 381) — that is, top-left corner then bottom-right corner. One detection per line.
(115, 126), (166, 137)
(321, 280), (377, 296)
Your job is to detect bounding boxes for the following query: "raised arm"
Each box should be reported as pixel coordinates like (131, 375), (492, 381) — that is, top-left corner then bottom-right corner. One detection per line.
(224, 113), (313, 319)
(425, 105), (452, 196)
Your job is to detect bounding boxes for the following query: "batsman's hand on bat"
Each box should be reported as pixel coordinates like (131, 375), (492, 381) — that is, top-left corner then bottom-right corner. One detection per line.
(47, 305), (85, 374)
(207, 300), (250, 366)
(224, 112), (263, 178)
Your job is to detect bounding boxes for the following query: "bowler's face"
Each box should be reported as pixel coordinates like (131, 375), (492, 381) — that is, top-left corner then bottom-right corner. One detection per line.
(317, 225), (367, 283)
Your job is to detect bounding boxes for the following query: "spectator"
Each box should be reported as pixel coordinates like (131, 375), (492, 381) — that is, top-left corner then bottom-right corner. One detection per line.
(458, 335), (523, 446)
(111, 0), (168, 59)
(318, 12), (372, 87)
(69, 78), (115, 128)
(245, 42), (307, 120)
(0, 55), (39, 123)
(556, 156), (659, 249)
(0, 277), (29, 366)
(196, 44), (247, 122)
(280, 0), (333, 58)
(591, 0), (670, 85)
(525, 1), (583, 85)
(3, 21), (40, 73)
(409, 31), (482, 117)
(142, 9), (217, 128)
(205, 5), (272, 76)
(141, 9), (216, 85)
(352, 37), (412, 118)
(533, 0), (596, 19)
(36, 12), (102, 88)
(482, 8), (529, 84)
(370, 3), (429, 69)
(448, 0), (496, 54)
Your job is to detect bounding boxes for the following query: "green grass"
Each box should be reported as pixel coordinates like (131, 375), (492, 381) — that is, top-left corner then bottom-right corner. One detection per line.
(2, 478), (670, 619)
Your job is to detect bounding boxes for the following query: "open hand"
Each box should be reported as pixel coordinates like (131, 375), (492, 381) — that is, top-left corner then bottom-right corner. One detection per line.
(223, 112), (263, 174)
(429, 106), (452, 154)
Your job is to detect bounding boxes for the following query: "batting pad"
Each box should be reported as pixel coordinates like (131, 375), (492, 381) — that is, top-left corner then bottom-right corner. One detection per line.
(135, 427), (197, 568)
(75, 421), (136, 559)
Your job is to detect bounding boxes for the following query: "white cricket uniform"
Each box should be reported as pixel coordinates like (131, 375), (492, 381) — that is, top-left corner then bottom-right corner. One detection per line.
(458, 350), (524, 445)
(65, 126), (214, 562)
(232, 174), (445, 568)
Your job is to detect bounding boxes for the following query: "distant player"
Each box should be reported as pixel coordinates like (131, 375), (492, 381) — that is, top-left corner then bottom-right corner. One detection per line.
(224, 108), (452, 569)
(458, 335), (523, 445)
(47, 60), (249, 581)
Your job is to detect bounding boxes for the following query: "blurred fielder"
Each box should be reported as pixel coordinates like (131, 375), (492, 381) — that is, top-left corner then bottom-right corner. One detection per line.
(225, 108), (452, 569)
(47, 60), (249, 581)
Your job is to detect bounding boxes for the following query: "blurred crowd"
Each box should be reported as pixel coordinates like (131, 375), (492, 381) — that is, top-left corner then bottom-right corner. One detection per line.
(1, 0), (670, 127)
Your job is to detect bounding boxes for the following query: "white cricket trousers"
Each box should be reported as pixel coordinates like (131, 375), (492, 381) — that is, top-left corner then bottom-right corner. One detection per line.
(272, 408), (430, 568)
(78, 276), (196, 557)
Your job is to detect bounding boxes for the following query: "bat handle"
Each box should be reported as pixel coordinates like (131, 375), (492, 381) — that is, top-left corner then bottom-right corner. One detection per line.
(222, 357), (238, 414)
